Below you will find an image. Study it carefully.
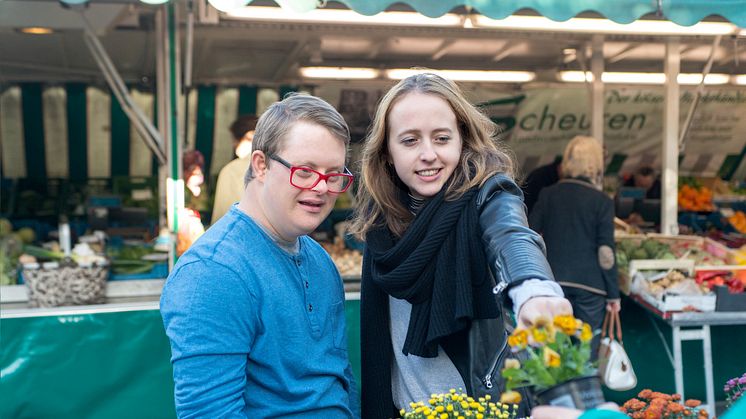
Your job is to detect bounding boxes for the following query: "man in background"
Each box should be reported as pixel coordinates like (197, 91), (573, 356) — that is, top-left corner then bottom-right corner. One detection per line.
(211, 114), (258, 224)
(522, 157), (562, 215)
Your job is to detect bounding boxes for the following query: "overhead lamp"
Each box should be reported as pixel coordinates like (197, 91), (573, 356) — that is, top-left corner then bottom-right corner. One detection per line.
(224, 6), (463, 27)
(734, 75), (746, 85)
(299, 67), (380, 79)
(473, 15), (738, 36)
(19, 27), (54, 35)
(386, 68), (535, 82)
(140, 0), (170, 4)
(677, 73), (730, 85)
(559, 71), (732, 85)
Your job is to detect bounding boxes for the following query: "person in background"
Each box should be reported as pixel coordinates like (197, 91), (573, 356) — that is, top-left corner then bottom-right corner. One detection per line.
(622, 165), (661, 199)
(161, 93), (359, 418)
(183, 149), (209, 216)
(529, 135), (620, 357)
(522, 156), (562, 215)
(350, 72), (571, 418)
(211, 114), (259, 224)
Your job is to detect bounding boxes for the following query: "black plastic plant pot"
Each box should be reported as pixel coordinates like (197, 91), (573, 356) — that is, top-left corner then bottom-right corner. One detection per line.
(534, 376), (605, 410)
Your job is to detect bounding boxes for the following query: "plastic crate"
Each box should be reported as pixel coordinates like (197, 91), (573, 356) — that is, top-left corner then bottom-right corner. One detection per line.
(714, 286), (746, 312)
(109, 263), (168, 281)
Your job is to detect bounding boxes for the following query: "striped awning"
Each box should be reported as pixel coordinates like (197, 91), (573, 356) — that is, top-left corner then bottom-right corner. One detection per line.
(0, 84), (292, 181)
(229, 0), (746, 26)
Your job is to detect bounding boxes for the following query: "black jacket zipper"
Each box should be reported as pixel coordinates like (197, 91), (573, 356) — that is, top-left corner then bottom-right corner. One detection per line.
(482, 335), (509, 390)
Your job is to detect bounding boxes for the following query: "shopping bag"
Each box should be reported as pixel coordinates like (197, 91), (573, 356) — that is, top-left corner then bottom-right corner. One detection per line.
(598, 310), (637, 391)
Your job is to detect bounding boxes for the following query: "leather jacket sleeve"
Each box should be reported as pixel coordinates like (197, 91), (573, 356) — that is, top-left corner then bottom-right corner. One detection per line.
(477, 174), (556, 301)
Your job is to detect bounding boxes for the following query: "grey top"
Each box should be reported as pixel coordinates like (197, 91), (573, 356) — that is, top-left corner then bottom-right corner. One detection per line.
(389, 296), (465, 410)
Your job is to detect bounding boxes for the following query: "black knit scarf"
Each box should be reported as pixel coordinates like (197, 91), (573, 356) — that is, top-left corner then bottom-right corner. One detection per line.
(363, 186), (499, 358)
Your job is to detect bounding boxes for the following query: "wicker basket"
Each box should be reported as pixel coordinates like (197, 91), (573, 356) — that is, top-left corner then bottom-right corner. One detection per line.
(23, 264), (109, 308)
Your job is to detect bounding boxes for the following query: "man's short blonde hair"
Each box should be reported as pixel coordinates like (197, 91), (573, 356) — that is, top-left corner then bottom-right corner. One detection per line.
(561, 135), (604, 187)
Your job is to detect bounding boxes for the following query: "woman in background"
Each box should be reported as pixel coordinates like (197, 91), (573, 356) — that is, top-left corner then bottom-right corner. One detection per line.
(529, 135), (620, 356)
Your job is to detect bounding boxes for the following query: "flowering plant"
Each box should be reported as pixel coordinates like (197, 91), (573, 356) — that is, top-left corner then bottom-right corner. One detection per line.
(499, 314), (595, 399)
(724, 373), (746, 408)
(620, 389), (707, 419)
(398, 389), (518, 419)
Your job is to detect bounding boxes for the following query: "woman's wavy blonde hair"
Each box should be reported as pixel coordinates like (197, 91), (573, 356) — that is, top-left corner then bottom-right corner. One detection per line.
(561, 135), (604, 188)
(349, 72), (516, 239)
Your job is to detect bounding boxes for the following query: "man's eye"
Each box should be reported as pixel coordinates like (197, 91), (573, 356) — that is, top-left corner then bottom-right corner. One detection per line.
(295, 169), (315, 178)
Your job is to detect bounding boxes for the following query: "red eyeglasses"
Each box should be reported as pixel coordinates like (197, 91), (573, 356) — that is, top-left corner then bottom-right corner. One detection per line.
(268, 154), (354, 193)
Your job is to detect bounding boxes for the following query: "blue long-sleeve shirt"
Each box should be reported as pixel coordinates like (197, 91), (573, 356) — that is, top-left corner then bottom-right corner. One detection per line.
(161, 206), (359, 418)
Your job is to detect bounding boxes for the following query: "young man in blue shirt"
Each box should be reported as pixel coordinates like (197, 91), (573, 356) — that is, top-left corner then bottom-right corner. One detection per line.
(161, 93), (359, 418)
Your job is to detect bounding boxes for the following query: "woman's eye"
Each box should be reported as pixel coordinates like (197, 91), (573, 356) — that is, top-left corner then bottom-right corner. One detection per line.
(435, 136), (451, 143)
(401, 137), (417, 145)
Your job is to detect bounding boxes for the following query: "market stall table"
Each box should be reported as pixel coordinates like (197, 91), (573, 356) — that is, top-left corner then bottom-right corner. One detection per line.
(629, 293), (746, 416)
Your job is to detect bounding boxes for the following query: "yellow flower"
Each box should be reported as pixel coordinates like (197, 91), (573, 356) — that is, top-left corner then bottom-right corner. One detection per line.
(580, 323), (593, 342)
(507, 329), (528, 348)
(400, 408), (406, 416)
(447, 405), (453, 412)
(503, 358), (520, 370)
(500, 390), (522, 404)
(476, 414), (484, 419)
(531, 327), (548, 344)
(553, 315), (580, 335)
(436, 405), (445, 413)
(440, 414), (449, 419)
(543, 347), (561, 368)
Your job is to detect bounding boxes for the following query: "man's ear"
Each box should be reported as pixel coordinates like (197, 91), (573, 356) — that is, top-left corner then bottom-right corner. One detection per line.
(251, 150), (268, 181)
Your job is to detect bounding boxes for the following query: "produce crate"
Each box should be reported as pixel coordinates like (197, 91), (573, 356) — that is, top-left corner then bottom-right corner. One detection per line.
(627, 258), (695, 295)
(629, 259), (715, 313)
(638, 291), (716, 313)
(646, 233), (736, 265)
(22, 263), (109, 308)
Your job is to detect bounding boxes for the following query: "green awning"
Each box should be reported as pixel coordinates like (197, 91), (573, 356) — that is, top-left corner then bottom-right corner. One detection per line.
(257, 0), (746, 27)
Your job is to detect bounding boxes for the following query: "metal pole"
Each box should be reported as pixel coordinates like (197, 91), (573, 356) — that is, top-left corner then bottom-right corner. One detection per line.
(156, 4), (183, 267)
(703, 325), (715, 417)
(591, 35), (605, 147)
(662, 39), (680, 236)
(78, 13), (167, 164)
(673, 326), (684, 398)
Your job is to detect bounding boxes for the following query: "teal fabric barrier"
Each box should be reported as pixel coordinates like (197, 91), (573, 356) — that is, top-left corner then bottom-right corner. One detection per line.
(0, 309), (176, 419)
(0, 301), (363, 418)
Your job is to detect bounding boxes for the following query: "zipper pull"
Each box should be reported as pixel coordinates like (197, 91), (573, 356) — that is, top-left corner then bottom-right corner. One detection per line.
(483, 375), (493, 389)
(493, 281), (507, 295)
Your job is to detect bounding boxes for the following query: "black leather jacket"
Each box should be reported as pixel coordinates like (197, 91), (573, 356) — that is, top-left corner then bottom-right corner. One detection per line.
(443, 174), (556, 412)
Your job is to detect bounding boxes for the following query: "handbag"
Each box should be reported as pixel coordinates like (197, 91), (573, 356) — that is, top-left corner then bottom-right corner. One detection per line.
(598, 309), (637, 391)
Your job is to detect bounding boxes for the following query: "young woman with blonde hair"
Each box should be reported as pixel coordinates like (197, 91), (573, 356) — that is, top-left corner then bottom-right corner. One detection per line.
(350, 72), (571, 418)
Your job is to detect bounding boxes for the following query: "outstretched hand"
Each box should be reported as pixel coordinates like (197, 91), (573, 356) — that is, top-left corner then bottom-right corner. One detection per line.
(516, 296), (573, 330)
